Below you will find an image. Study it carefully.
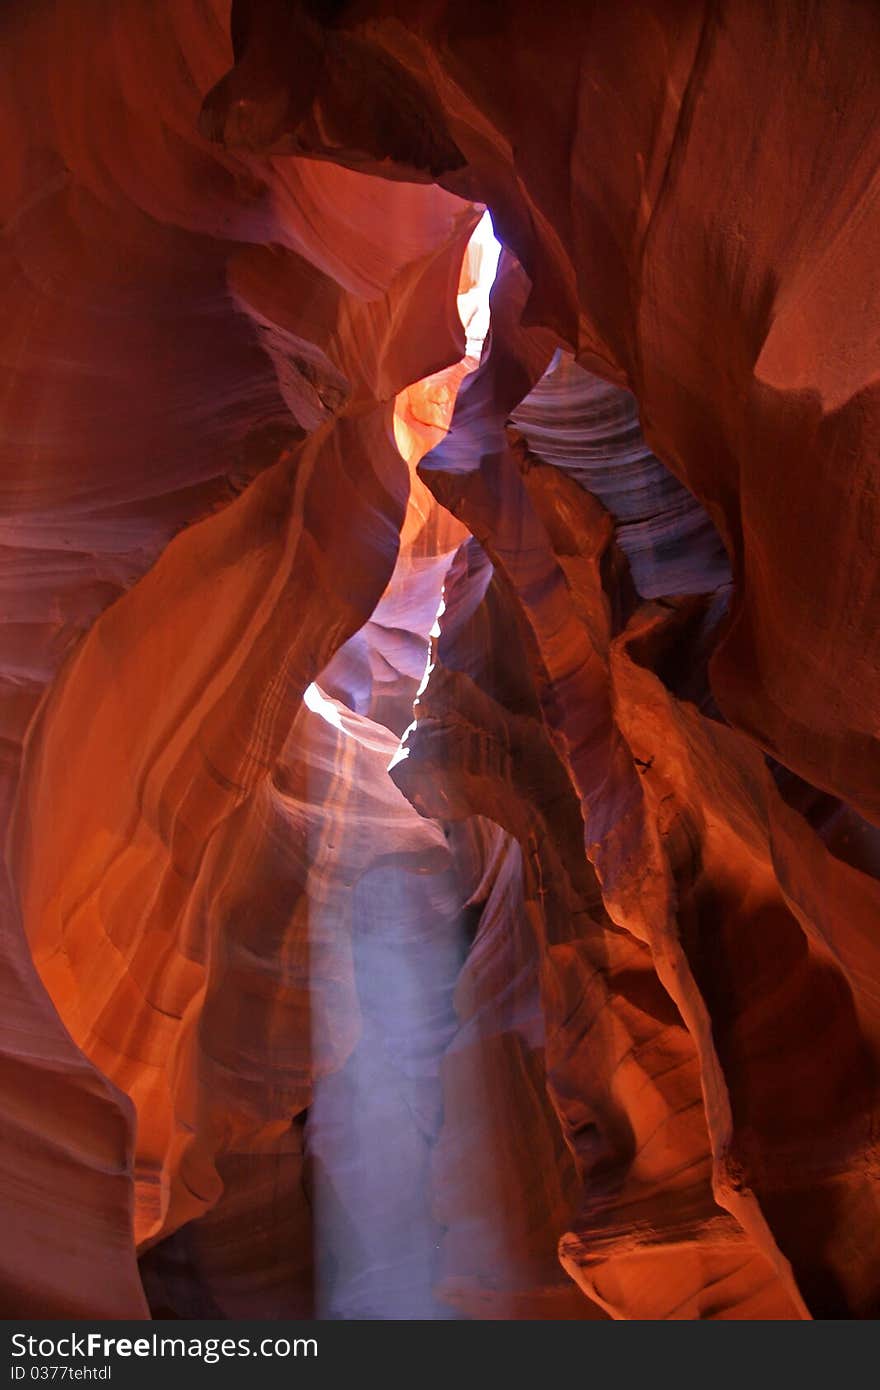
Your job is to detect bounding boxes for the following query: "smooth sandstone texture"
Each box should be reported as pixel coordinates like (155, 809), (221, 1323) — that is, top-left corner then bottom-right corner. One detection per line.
(2, 0), (879, 1319)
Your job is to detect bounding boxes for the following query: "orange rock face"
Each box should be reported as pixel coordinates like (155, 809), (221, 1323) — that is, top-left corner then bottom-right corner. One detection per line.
(2, 0), (879, 1319)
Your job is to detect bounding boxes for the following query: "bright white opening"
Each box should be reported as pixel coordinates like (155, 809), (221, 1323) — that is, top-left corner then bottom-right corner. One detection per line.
(304, 680), (347, 733)
(458, 210), (502, 357)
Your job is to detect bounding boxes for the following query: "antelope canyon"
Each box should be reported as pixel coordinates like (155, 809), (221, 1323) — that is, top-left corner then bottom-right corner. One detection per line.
(1, 0), (879, 1322)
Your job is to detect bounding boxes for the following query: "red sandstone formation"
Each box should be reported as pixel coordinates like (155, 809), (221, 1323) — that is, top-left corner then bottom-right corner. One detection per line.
(1, 0), (879, 1320)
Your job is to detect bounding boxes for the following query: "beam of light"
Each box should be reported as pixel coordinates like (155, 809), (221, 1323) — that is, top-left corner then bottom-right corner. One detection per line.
(309, 206), (504, 1319)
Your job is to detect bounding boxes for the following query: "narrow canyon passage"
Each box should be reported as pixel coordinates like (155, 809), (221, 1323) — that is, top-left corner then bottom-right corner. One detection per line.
(257, 217), (596, 1319)
(3, 0), (880, 1323)
(302, 215), (503, 1320)
(135, 212), (604, 1320)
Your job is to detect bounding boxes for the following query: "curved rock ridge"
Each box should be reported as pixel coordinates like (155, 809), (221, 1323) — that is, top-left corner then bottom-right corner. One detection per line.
(0, 0), (478, 1311)
(6, 0), (593, 1319)
(10, 164), (472, 1249)
(212, 0), (880, 818)
(391, 241), (880, 1316)
(2, 0), (879, 1321)
(391, 268), (803, 1317)
(510, 353), (731, 604)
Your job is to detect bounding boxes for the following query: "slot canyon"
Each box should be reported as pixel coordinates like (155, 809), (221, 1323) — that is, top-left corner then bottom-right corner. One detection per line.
(1, 0), (880, 1321)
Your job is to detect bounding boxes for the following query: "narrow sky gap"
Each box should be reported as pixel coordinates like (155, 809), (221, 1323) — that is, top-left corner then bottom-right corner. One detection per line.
(306, 209), (501, 738)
